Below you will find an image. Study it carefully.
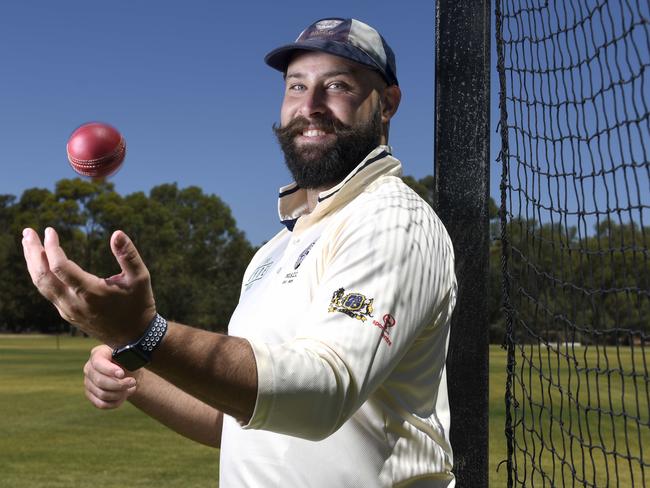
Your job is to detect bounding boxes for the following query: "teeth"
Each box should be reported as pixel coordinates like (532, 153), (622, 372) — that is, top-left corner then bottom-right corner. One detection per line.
(303, 129), (326, 137)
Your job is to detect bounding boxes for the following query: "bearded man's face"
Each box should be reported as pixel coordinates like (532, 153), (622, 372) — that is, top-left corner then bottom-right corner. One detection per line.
(273, 108), (381, 189)
(275, 51), (386, 189)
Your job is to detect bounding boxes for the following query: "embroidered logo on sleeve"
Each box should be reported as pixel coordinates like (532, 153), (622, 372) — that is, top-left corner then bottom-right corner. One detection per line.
(328, 288), (374, 321)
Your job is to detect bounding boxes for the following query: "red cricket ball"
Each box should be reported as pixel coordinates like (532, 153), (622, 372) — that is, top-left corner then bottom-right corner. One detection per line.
(66, 122), (126, 179)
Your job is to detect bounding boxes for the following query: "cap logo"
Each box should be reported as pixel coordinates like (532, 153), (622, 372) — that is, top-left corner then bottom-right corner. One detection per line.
(299, 18), (349, 43)
(314, 19), (343, 31)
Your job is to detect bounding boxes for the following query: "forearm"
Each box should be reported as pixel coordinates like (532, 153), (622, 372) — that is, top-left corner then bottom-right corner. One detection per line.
(21, 228), (255, 429)
(147, 321), (258, 425)
(129, 368), (223, 448)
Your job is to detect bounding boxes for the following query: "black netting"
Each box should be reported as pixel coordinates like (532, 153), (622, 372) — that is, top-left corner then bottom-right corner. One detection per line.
(496, 0), (650, 486)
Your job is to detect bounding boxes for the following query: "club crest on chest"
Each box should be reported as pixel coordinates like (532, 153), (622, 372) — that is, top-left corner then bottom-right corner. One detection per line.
(328, 288), (374, 321)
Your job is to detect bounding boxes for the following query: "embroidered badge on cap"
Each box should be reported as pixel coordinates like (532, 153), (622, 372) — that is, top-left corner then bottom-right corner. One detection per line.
(328, 287), (374, 321)
(314, 19), (344, 31)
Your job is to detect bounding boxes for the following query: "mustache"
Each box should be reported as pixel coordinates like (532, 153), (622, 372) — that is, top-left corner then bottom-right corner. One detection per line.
(272, 116), (352, 139)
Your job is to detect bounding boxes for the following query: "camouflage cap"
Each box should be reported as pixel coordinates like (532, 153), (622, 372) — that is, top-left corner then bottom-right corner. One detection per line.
(265, 18), (398, 86)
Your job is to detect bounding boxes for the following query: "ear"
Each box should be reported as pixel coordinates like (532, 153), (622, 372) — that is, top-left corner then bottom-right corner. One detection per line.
(380, 85), (401, 123)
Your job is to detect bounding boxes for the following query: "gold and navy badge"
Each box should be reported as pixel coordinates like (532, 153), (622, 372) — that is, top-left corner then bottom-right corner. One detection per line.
(328, 288), (374, 321)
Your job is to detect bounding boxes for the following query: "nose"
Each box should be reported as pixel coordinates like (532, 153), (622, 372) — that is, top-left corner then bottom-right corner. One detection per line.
(298, 86), (328, 118)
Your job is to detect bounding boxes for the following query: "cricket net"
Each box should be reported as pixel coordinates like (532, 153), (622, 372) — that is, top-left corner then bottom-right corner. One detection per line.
(495, 0), (650, 485)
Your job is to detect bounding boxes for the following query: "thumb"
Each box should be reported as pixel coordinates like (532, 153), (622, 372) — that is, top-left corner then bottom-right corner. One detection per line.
(110, 231), (146, 278)
(90, 345), (125, 377)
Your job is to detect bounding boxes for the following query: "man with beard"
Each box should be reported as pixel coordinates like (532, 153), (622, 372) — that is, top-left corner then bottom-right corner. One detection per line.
(22, 18), (457, 487)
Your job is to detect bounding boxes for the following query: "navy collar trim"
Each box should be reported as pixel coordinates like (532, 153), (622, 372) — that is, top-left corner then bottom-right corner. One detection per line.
(281, 218), (298, 231)
(279, 184), (301, 198)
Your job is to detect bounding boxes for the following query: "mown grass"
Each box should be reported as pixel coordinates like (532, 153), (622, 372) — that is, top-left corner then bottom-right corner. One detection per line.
(0, 335), (218, 488)
(490, 343), (649, 487)
(2, 336), (646, 487)
(490, 347), (511, 486)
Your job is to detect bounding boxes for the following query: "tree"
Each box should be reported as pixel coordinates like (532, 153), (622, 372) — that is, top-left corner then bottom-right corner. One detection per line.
(0, 181), (255, 334)
(2, 187), (79, 332)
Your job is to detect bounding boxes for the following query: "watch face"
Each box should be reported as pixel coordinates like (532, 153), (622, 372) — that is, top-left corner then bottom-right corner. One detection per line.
(112, 347), (148, 371)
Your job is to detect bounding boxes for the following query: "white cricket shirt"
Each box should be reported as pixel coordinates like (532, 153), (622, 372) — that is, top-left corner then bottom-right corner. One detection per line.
(220, 146), (457, 487)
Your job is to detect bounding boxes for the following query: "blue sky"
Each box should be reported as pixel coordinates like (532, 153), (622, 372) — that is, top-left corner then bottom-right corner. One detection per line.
(1, 1), (473, 245)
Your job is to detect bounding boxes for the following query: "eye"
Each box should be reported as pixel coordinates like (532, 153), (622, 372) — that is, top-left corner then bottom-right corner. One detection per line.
(328, 81), (349, 90)
(288, 83), (306, 92)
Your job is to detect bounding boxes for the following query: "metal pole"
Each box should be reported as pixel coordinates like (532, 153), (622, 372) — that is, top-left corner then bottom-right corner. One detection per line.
(435, 0), (491, 486)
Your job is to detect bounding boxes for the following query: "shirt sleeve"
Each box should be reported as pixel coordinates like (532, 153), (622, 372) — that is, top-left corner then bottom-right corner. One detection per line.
(243, 183), (456, 440)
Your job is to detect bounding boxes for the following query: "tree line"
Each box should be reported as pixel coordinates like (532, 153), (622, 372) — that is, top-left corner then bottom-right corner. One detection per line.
(0, 179), (255, 334)
(405, 174), (648, 343)
(1, 177), (646, 343)
(491, 216), (649, 345)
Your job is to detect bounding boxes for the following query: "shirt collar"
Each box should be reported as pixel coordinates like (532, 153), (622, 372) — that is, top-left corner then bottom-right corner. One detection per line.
(277, 145), (402, 231)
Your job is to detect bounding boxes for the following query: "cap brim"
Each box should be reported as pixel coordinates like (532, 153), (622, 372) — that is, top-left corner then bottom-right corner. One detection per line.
(264, 39), (388, 82)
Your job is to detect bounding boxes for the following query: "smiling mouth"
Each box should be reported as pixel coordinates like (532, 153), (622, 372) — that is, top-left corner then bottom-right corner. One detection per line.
(302, 129), (329, 137)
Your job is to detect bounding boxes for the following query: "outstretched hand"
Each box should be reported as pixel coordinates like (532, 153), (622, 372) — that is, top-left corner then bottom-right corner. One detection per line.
(22, 227), (156, 346)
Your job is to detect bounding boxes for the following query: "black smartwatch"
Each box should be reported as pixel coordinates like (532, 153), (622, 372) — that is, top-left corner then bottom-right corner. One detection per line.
(112, 314), (168, 371)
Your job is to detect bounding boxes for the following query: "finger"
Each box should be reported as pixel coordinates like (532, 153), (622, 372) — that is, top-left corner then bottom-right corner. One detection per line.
(85, 377), (129, 403)
(84, 377), (137, 401)
(88, 367), (136, 392)
(43, 227), (96, 292)
(93, 382), (136, 406)
(110, 231), (147, 279)
(87, 356), (136, 392)
(90, 345), (129, 379)
(84, 385), (126, 410)
(90, 344), (114, 359)
(85, 359), (135, 389)
(22, 228), (66, 299)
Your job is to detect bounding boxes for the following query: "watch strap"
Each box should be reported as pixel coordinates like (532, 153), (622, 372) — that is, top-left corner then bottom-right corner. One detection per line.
(139, 314), (168, 355)
(112, 313), (168, 369)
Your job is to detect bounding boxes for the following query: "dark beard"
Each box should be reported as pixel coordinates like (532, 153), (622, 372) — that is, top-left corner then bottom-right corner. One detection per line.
(273, 109), (382, 189)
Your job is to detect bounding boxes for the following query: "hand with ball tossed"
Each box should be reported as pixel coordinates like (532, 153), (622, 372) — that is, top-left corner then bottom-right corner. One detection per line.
(21, 226), (258, 431)
(22, 228), (155, 345)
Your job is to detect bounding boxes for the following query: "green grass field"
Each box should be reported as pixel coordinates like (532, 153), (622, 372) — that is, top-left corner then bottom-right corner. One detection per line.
(1, 336), (646, 487)
(0, 335), (218, 488)
(491, 343), (649, 487)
